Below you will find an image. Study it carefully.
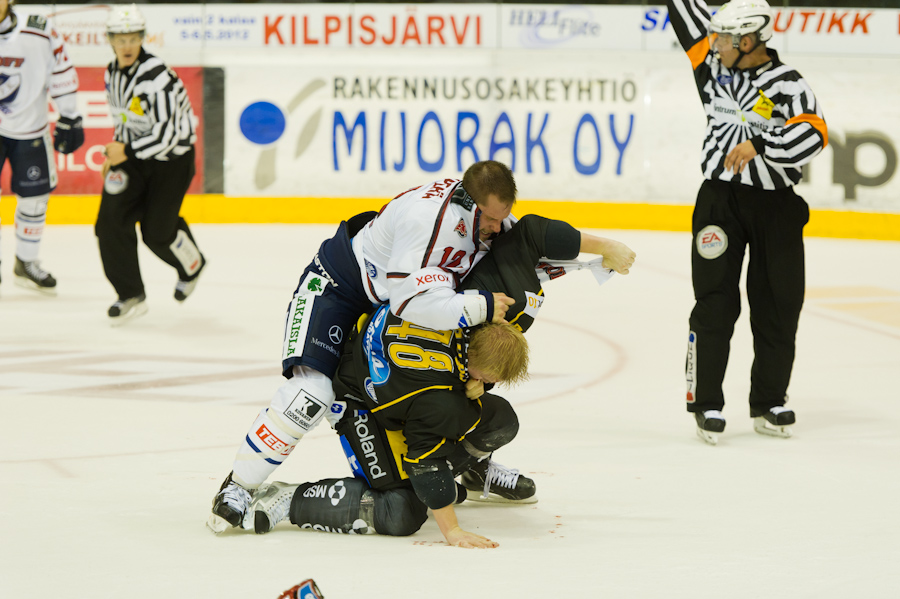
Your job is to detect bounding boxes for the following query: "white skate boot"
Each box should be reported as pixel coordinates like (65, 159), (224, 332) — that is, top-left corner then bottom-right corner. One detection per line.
(752, 406), (795, 438)
(250, 481), (299, 534)
(695, 410), (726, 445)
(207, 472), (253, 534)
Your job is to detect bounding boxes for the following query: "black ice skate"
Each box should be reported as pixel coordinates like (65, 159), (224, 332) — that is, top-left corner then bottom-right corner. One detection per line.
(207, 472), (253, 534)
(108, 294), (147, 326)
(752, 406), (795, 438)
(14, 257), (57, 295)
(460, 459), (537, 504)
(251, 481), (299, 534)
(695, 410), (726, 445)
(174, 259), (206, 302)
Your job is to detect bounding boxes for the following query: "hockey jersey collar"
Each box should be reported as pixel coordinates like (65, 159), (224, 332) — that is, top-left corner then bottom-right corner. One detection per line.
(118, 47), (151, 75)
(746, 49), (781, 81)
(0, 11), (17, 35)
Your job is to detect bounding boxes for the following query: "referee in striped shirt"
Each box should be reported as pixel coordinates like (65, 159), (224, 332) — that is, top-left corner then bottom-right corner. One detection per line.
(667, 0), (828, 443)
(96, 4), (206, 325)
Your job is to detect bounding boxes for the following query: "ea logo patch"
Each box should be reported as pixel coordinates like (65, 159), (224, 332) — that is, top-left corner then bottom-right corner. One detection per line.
(696, 225), (728, 259)
(365, 259), (377, 279)
(364, 377), (376, 401)
(104, 170), (129, 195)
(717, 74), (733, 86)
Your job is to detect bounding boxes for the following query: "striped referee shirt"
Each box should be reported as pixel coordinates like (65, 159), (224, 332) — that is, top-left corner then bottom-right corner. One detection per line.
(105, 48), (196, 161)
(667, 0), (827, 190)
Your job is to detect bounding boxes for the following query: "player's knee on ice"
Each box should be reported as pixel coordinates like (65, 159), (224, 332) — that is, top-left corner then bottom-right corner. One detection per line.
(373, 487), (428, 536)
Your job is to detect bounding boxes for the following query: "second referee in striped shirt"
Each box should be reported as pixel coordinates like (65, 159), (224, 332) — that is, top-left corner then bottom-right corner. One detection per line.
(97, 4), (206, 326)
(667, 0), (828, 444)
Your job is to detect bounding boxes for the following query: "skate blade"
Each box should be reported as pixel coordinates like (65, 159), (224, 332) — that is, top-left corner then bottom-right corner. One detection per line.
(464, 488), (538, 504)
(206, 514), (230, 534)
(696, 427), (719, 445)
(14, 276), (57, 296)
(109, 303), (148, 327)
(753, 418), (793, 438)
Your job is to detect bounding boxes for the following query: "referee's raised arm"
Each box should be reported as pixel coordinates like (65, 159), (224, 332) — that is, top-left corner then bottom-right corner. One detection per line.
(666, 0), (712, 62)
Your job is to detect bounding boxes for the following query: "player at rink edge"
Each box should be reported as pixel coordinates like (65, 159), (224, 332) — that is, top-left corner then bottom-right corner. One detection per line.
(244, 214), (636, 547)
(0, 0), (84, 295)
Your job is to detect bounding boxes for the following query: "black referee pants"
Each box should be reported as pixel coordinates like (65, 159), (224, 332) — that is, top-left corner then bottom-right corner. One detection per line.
(95, 150), (202, 300)
(686, 179), (809, 416)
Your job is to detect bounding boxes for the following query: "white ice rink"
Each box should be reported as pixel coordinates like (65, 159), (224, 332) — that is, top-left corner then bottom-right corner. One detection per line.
(1, 223), (899, 599)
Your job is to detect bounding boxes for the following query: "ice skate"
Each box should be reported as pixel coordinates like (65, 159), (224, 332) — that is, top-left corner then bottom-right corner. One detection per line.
(695, 410), (726, 445)
(14, 257), (57, 295)
(251, 481), (299, 534)
(174, 259), (205, 302)
(460, 459), (537, 504)
(752, 406), (795, 438)
(207, 472), (253, 534)
(108, 294), (147, 326)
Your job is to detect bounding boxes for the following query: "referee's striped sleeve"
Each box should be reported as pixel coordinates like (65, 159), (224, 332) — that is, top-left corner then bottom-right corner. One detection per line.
(666, 0), (711, 54)
(757, 77), (828, 167)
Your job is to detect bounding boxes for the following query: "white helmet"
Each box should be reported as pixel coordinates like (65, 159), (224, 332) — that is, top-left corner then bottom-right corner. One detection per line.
(106, 4), (146, 35)
(709, 0), (773, 45)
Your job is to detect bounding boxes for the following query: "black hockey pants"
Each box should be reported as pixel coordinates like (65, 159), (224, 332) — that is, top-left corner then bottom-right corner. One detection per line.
(686, 179), (809, 416)
(95, 149), (202, 300)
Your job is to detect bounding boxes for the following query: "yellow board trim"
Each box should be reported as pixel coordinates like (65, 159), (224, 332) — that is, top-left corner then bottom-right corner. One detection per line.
(3, 195), (898, 241)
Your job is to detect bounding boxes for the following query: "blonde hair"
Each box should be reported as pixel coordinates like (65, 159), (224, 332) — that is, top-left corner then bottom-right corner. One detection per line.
(467, 323), (529, 386)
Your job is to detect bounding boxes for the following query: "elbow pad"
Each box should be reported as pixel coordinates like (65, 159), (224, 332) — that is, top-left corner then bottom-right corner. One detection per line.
(459, 290), (492, 327)
(544, 219), (581, 260)
(405, 458), (458, 510)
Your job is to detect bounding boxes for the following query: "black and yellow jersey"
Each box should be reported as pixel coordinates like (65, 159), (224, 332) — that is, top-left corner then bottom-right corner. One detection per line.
(462, 214), (581, 334)
(336, 304), (478, 463)
(333, 214), (582, 464)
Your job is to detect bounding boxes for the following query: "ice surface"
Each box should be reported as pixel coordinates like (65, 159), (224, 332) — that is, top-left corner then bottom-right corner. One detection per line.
(1, 224), (898, 598)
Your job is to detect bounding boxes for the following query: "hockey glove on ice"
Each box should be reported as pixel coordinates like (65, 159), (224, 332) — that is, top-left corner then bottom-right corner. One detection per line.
(54, 116), (85, 154)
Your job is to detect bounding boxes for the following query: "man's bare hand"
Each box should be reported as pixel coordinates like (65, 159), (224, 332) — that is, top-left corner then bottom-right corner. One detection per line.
(491, 293), (515, 324)
(724, 140), (758, 174)
(104, 141), (128, 166)
(444, 526), (499, 549)
(465, 379), (484, 400)
(600, 240), (636, 275)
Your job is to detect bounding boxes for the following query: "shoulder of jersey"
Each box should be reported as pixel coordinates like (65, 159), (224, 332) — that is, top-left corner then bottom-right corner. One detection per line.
(21, 14), (50, 33)
(138, 54), (167, 72)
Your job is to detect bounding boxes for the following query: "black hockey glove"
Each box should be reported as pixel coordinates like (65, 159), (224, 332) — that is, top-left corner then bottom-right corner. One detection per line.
(53, 116), (85, 154)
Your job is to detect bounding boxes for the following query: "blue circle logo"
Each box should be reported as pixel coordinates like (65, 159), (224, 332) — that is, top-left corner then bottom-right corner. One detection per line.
(239, 101), (286, 145)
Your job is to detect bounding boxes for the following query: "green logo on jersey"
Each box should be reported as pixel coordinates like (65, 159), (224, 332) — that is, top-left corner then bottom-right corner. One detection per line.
(307, 277), (323, 293)
(285, 296), (309, 357)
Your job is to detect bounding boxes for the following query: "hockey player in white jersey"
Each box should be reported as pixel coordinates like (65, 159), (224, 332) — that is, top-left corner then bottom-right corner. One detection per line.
(0, 0), (83, 294)
(208, 161), (522, 533)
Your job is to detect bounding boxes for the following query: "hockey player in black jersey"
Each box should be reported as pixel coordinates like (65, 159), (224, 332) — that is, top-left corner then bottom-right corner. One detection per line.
(667, 0), (827, 444)
(240, 215), (635, 548)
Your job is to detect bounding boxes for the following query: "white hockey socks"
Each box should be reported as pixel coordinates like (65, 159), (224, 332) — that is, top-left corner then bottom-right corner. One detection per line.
(232, 366), (336, 489)
(14, 195), (49, 262)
